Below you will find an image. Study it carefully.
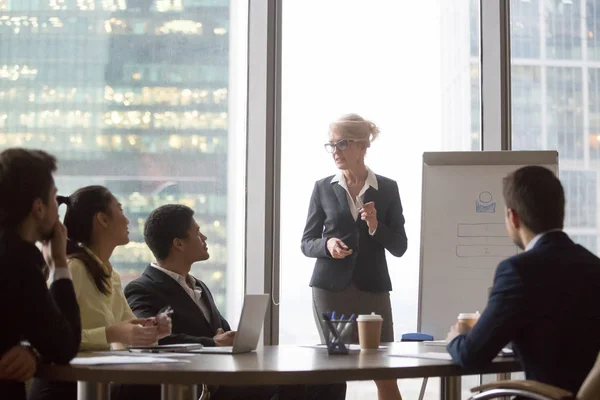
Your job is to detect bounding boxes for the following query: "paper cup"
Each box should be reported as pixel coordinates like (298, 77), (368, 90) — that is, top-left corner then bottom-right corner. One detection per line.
(357, 313), (383, 350)
(457, 312), (480, 333)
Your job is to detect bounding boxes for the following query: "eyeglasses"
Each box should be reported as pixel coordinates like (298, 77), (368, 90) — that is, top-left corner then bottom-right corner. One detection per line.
(324, 139), (362, 153)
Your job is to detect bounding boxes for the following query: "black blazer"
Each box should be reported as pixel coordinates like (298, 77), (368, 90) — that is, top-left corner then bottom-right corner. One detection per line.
(301, 174), (407, 292)
(447, 232), (600, 394)
(0, 231), (81, 400)
(125, 265), (230, 347)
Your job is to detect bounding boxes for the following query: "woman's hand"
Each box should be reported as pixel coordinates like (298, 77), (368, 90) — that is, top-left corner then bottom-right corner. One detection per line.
(360, 201), (378, 233)
(106, 319), (159, 346)
(0, 345), (37, 382)
(326, 238), (353, 259)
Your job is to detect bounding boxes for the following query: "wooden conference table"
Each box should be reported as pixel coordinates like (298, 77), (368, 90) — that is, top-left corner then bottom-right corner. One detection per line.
(36, 342), (521, 400)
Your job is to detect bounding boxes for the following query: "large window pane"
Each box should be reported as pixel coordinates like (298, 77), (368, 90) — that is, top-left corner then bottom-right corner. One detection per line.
(587, 0), (600, 59)
(511, 65), (543, 149)
(0, 0), (247, 321)
(279, 0), (480, 356)
(280, 2), (480, 396)
(511, 0), (541, 58)
(511, 0), (598, 254)
(546, 0), (582, 59)
(547, 67), (584, 159)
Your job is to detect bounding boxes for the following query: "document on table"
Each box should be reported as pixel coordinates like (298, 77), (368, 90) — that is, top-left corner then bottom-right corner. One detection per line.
(423, 340), (448, 347)
(390, 347), (514, 361)
(92, 351), (197, 358)
(389, 352), (453, 361)
(71, 356), (189, 366)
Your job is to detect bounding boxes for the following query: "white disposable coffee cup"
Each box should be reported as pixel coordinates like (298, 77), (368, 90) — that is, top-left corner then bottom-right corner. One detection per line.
(357, 312), (383, 350)
(457, 312), (480, 333)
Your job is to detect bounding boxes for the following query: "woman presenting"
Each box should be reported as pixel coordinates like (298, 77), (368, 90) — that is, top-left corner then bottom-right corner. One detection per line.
(301, 113), (407, 400)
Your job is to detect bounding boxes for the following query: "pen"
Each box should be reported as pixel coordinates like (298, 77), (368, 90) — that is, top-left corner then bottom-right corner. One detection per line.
(158, 305), (174, 317)
(336, 314), (345, 332)
(340, 314), (356, 340)
(322, 312), (333, 343)
(326, 319), (342, 345)
(148, 305), (174, 326)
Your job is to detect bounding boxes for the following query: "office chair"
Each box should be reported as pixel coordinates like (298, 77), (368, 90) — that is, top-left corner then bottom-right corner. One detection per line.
(467, 352), (600, 400)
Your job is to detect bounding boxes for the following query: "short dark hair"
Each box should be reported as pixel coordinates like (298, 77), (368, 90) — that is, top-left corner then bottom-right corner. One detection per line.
(144, 204), (195, 261)
(0, 148), (57, 227)
(502, 166), (565, 234)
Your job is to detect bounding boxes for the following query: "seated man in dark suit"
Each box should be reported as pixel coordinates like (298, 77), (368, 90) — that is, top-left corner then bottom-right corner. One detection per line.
(0, 148), (81, 400)
(125, 204), (346, 400)
(446, 166), (600, 394)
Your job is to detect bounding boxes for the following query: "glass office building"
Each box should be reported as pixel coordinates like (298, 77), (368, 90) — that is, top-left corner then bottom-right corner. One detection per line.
(0, 0), (231, 309)
(442, 0), (600, 254)
(509, 0), (598, 254)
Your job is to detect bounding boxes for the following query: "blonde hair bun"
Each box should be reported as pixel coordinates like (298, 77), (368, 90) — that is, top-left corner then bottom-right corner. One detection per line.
(330, 113), (379, 145)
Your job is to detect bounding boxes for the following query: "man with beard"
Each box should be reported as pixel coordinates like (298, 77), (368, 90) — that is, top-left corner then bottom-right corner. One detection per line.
(446, 166), (600, 395)
(0, 148), (81, 400)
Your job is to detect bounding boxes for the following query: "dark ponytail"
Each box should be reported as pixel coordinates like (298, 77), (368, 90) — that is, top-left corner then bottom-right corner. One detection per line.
(61, 186), (114, 295)
(56, 195), (70, 206)
(57, 196), (81, 255)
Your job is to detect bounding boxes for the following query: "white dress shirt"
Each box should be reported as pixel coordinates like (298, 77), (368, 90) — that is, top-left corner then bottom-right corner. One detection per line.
(150, 263), (212, 323)
(524, 229), (563, 252)
(331, 167), (379, 235)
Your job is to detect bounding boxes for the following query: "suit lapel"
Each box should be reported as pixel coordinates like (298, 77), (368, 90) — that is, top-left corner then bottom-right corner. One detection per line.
(332, 183), (354, 221)
(194, 279), (222, 331)
(363, 186), (377, 207)
(144, 266), (213, 331)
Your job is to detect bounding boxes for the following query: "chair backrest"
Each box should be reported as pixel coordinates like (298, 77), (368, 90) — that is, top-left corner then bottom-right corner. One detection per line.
(577, 352), (600, 400)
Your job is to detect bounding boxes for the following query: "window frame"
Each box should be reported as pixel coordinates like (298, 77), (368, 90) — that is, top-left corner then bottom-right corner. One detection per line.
(249, 0), (512, 344)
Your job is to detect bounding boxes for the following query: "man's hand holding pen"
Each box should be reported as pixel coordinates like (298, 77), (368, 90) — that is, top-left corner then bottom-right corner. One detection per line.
(143, 306), (173, 340)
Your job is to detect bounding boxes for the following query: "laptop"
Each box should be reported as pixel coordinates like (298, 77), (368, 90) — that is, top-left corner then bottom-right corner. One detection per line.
(193, 294), (269, 354)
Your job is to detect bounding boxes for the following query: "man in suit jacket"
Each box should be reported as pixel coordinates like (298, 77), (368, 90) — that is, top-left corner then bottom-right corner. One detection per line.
(446, 166), (600, 395)
(125, 204), (346, 400)
(0, 148), (81, 400)
(126, 257), (233, 348)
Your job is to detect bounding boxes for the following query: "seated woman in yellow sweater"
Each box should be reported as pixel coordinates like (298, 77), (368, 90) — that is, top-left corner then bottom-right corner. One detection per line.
(29, 185), (171, 400)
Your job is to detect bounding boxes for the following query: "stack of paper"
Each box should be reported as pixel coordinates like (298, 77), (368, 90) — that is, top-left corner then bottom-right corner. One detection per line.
(388, 352), (453, 361)
(71, 356), (189, 366)
(423, 340), (448, 347)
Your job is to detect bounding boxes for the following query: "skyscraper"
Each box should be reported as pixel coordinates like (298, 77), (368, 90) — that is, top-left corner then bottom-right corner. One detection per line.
(0, 0), (231, 309)
(442, 0), (599, 255)
(510, 0), (598, 254)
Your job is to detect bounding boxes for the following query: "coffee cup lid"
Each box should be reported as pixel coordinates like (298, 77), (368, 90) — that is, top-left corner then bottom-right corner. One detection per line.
(357, 312), (383, 322)
(457, 312), (480, 320)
